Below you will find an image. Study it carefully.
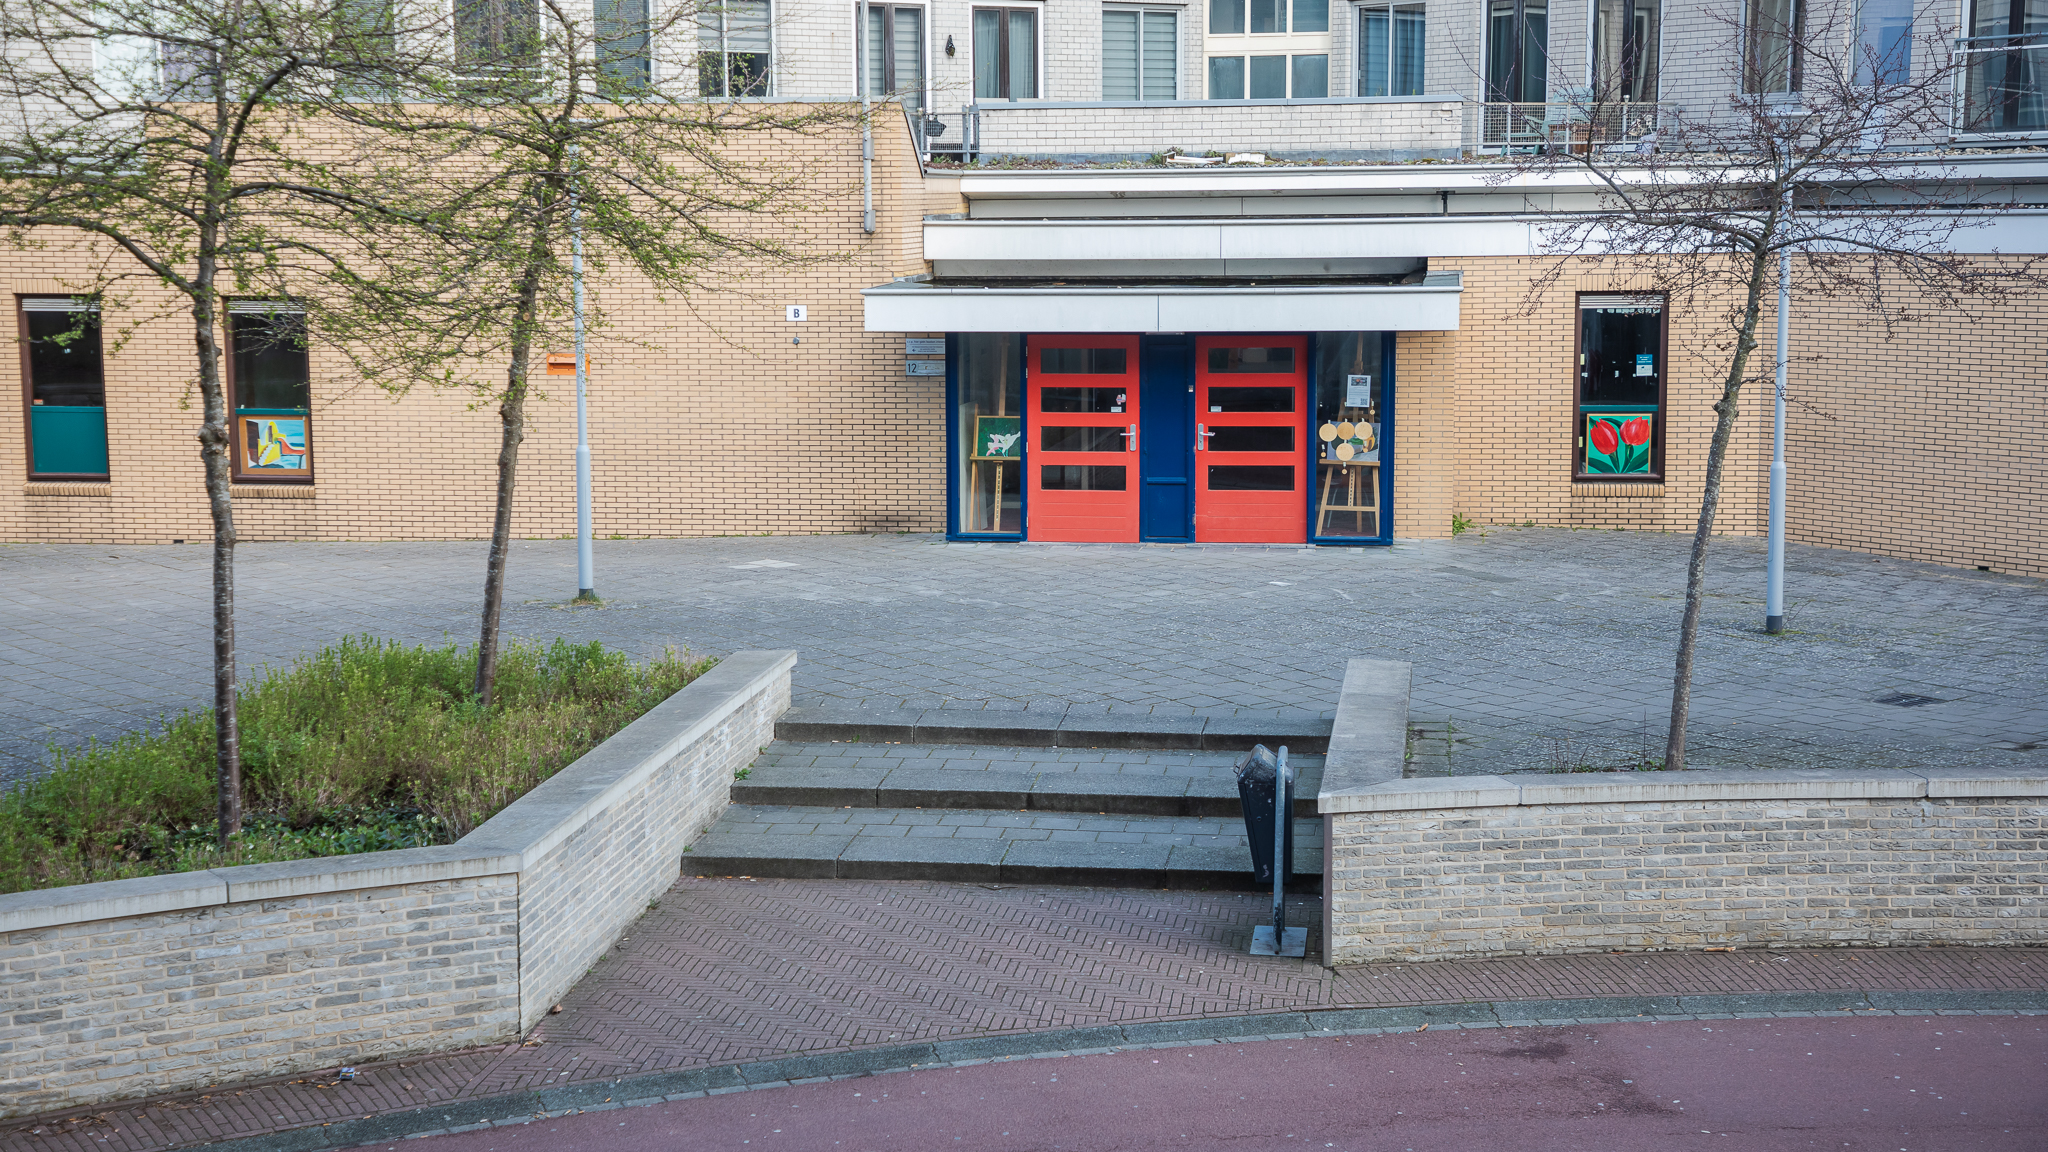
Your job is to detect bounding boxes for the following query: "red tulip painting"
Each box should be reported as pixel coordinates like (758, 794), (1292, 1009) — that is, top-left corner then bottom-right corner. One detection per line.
(1584, 413), (1652, 474)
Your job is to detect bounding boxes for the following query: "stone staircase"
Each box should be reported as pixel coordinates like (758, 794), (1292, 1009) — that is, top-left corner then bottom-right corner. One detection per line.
(683, 708), (1330, 891)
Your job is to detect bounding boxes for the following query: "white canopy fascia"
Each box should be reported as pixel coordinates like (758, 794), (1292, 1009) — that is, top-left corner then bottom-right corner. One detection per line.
(861, 274), (1462, 333)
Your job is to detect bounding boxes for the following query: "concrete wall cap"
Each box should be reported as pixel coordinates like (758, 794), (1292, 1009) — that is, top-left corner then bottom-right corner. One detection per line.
(1320, 775), (1523, 813)
(1515, 768), (1928, 806)
(1317, 658), (1413, 800)
(0, 870), (227, 935)
(218, 845), (523, 903)
(1914, 765), (2048, 798)
(463, 650), (797, 868)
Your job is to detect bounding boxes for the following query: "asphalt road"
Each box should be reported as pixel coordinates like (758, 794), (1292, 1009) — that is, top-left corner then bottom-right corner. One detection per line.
(387, 1014), (2045, 1152)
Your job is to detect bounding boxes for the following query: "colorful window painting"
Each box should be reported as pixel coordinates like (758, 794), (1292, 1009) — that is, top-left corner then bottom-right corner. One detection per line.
(240, 415), (309, 471)
(1576, 293), (1663, 480)
(1583, 412), (1653, 474)
(972, 414), (1022, 459)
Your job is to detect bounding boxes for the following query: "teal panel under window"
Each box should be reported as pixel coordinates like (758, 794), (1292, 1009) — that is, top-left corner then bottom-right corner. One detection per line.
(30, 405), (108, 475)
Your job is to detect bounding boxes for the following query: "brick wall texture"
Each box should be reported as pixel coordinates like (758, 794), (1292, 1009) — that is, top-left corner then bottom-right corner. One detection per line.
(0, 876), (520, 1117)
(0, 662), (789, 1119)
(512, 666), (790, 1032)
(1325, 796), (2048, 967)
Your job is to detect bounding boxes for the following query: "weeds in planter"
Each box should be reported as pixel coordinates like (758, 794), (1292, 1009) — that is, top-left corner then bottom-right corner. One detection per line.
(0, 637), (712, 893)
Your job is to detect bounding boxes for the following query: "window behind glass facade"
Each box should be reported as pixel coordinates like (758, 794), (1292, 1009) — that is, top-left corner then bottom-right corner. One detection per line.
(1744, 0), (1802, 93)
(1357, 3), (1424, 97)
(699, 0), (772, 97)
(1486, 0), (1547, 103)
(228, 303), (314, 482)
(974, 7), (1038, 99)
(1104, 9), (1177, 100)
(19, 297), (107, 479)
(1576, 294), (1664, 480)
(1590, 0), (1658, 101)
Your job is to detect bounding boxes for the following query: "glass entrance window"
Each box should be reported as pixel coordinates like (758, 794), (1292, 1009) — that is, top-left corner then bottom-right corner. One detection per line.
(1576, 294), (1663, 479)
(974, 7), (1038, 99)
(1486, 0), (1547, 103)
(1312, 332), (1385, 540)
(956, 333), (1022, 535)
(865, 5), (926, 114)
(20, 296), (108, 479)
(228, 303), (313, 482)
(1590, 0), (1658, 101)
(1357, 3), (1424, 97)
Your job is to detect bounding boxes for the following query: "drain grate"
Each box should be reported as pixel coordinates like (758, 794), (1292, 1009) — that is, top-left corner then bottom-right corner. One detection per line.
(1874, 692), (1945, 708)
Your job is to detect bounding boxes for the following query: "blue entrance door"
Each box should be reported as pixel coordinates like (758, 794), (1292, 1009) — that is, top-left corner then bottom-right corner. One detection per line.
(1138, 336), (1193, 542)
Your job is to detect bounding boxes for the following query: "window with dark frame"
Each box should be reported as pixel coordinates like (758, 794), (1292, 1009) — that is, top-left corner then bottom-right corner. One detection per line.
(1485, 0), (1547, 103)
(1965, 0), (2047, 132)
(1576, 294), (1664, 480)
(699, 0), (772, 97)
(19, 296), (108, 479)
(974, 6), (1038, 99)
(1590, 0), (1659, 102)
(228, 303), (314, 483)
(864, 4), (926, 113)
(1744, 0), (1802, 93)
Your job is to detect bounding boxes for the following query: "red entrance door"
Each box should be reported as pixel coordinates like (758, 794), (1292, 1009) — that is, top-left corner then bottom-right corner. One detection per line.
(1026, 335), (1140, 542)
(1194, 336), (1307, 543)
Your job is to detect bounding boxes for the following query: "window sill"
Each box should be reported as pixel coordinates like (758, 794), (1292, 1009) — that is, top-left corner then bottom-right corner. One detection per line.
(231, 484), (316, 500)
(1572, 481), (1663, 498)
(23, 481), (111, 497)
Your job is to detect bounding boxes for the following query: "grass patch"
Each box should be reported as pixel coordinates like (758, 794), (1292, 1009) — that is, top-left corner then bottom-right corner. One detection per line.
(0, 636), (713, 895)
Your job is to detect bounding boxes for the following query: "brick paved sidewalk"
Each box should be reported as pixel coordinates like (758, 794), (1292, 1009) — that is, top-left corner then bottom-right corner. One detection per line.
(5, 878), (2040, 1152)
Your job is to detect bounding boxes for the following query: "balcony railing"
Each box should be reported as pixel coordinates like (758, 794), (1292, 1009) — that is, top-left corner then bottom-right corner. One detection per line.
(1955, 34), (2048, 136)
(910, 106), (980, 161)
(1477, 99), (1663, 153)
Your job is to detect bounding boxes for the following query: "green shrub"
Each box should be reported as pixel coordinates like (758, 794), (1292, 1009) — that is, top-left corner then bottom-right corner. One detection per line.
(0, 637), (712, 894)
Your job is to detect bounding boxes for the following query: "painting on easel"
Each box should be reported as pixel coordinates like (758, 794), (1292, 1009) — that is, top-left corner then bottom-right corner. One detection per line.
(971, 415), (1022, 460)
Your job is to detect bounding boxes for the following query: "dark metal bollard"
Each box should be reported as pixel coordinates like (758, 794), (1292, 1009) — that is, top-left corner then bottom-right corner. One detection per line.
(1236, 743), (1306, 957)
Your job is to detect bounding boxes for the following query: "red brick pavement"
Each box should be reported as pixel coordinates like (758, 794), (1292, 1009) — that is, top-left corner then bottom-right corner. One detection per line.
(6, 877), (2042, 1152)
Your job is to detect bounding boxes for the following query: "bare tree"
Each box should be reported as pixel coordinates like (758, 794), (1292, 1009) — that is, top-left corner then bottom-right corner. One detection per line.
(305, 0), (857, 704)
(1502, 0), (2045, 769)
(0, 0), (451, 844)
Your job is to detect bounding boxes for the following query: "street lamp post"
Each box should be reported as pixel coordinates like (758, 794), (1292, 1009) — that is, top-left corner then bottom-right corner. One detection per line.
(1765, 245), (1788, 634)
(571, 145), (595, 602)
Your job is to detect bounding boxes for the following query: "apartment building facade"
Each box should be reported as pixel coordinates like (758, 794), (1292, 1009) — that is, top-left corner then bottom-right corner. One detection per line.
(6, 0), (2046, 577)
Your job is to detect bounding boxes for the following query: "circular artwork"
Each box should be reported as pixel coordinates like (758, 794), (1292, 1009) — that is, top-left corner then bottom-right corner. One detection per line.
(1336, 421), (1355, 439)
(1335, 442), (1356, 461)
(1318, 423), (1339, 442)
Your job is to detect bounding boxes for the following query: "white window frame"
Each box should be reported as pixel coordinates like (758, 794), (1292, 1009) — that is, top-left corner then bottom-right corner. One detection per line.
(1103, 5), (1180, 101)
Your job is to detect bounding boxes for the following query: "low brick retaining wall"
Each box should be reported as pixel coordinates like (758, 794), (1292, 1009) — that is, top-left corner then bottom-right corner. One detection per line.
(1317, 659), (2048, 966)
(0, 650), (795, 1118)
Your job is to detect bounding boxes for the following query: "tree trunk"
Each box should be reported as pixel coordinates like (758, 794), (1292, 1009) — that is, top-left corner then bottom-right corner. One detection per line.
(473, 257), (546, 707)
(192, 272), (240, 846)
(1664, 247), (1774, 771)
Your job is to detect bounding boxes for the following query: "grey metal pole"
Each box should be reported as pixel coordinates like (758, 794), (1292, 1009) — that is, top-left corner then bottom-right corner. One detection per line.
(1765, 244), (1788, 634)
(572, 145), (595, 602)
(859, 1), (874, 233)
(1272, 745), (1288, 945)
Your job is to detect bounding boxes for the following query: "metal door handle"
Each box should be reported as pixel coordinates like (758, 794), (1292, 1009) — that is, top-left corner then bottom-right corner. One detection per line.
(1125, 423), (1137, 451)
(1197, 423), (1215, 450)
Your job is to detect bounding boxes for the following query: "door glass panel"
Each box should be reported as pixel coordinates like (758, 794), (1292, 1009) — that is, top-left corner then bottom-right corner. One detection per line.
(1040, 387), (1126, 413)
(1313, 331), (1384, 539)
(1040, 347), (1128, 373)
(1210, 425), (1293, 453)
(1207, 346), (1296, 373)
(1042, 464), (1127, 490)
(1207, 386), (1293, 411)
(958, 333), (1021, 535)
(1041, 426), (1127, 452)
(1208, 464), (1294, 490)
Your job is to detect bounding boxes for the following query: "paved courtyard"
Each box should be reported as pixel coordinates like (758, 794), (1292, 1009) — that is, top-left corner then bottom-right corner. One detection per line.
(3, 529), (2044, 785)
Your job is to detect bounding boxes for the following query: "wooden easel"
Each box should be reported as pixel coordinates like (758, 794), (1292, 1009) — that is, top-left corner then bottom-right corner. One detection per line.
(1317, 460), (1379, 537)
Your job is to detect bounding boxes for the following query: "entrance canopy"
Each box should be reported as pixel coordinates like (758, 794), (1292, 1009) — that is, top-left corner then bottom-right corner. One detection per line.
(862, 271), (1462, 333)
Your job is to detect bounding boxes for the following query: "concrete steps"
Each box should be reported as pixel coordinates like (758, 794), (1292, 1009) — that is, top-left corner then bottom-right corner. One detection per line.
(775, 706), (1333, 753)
(689, 738), (1322, 891)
